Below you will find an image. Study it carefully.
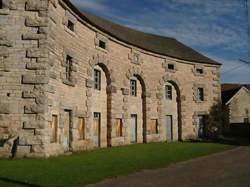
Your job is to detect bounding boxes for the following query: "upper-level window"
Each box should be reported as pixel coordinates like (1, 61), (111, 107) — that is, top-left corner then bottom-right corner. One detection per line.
(196, 68), (204, 74)
(197, 87), (204, 101)
(168, 64), (175, 70)
(130, 79), (137, 96)
(67, 20), (75, 32)
(66, 55), (73, 81)
(165, 85), (172, 100)
(0, 0), (3, 9)
(99, 40), (106, 49)
(94, 69), (101, 90)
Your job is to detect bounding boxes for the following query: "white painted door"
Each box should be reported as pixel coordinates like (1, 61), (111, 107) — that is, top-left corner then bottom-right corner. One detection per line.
(93, 112), (101, 147)
(197, 115), (205, 138)
(63, 110), (71, 151)
(166, 115), (173, 141)
(131, 114), (137, 143)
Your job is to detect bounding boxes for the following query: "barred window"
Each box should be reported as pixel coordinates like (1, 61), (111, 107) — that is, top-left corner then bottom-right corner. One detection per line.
(196, 68), (204, 74)
(168, 64), (175, 70)
(67, 20), (75, 32)
(66, 55), (73, 81)
(130, 79), (137, 96)
(197, 87), (204, 101)
(165, 85), (172, 100)
(94, 69), (101, 90)
(99, 40), (106, 49)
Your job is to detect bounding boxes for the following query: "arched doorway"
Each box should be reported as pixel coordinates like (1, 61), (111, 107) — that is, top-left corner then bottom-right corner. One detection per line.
(92, 63), (112, 147)
(128, 74), (147, 143)
(163, 80), (182, 141)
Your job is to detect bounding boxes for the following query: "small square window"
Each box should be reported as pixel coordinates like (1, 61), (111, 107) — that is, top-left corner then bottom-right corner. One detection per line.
(196, 68), (204, 74)
(99, 40), (106, 49)
(130, 79), (137, 96)
(67, 20), (75, 32)
(66, 55), (73, 81)
(165, 85), (172, 100)
(168, 64), (175, 70)
(94, 69), (101, 90)
(197, 87), (204, 101)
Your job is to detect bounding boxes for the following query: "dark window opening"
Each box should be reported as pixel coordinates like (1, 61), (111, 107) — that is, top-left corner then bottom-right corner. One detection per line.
(197, 87), (204, 101)
(67, 20), (75, 32)
(66, 55), (73, 81)
(165, 85), (173, 100)
(168, 64), (175, 70)
(196, 68), (204, 74)
(99, 40), (106, 49)
(94, 69), (101, 90)
(130, 79), (137, 96)
(0, 0), (3, 9)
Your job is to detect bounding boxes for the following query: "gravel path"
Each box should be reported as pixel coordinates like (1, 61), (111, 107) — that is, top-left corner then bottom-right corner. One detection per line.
(88, 147), (250, 187)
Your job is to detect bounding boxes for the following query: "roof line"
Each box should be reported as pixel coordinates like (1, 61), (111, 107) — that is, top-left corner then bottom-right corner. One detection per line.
(225, 86), (250, 105)
(62, 0), (221, 66)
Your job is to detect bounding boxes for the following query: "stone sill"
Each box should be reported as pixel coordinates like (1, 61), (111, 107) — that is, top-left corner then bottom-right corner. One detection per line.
(0, 9), (10, 15)
(62, 79), (76, 87)
(95, 46), (108, 53)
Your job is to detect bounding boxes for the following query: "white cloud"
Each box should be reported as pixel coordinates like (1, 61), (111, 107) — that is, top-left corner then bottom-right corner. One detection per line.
(72, 0), (109, 12)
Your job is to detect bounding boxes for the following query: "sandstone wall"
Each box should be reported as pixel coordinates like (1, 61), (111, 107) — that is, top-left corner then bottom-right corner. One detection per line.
(0, 0), (221, 158)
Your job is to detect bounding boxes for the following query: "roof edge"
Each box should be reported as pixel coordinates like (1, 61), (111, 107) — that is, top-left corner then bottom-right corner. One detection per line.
(62, 0), (221, 66)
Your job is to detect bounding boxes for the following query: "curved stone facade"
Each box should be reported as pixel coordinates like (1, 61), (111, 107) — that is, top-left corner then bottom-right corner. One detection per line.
(0, 0), (221, 158)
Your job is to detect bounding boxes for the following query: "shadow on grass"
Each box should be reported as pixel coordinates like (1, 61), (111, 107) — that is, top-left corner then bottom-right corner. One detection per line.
(0, 177), (41, 187)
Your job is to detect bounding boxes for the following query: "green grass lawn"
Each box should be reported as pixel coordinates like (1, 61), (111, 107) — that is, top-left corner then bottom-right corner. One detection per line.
(0, 142), (235, 187)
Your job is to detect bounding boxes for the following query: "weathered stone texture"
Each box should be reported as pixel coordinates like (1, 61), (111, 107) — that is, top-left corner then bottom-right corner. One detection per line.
(0, 0), (221, 158)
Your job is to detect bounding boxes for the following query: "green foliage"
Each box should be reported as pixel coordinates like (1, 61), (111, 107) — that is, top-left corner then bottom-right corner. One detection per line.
(0, 142), (235, 187)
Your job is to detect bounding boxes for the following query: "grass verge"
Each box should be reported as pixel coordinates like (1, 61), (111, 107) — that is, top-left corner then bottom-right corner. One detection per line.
(0, 142), (235, 187)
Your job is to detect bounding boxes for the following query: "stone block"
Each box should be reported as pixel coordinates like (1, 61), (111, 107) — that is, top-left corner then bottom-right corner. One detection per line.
(23, 121), (46, 129)
(22, 75), (49, 84)
(86, 79), (93, 88)
(26, 62), (47, 70)
(24, 104), (46, 114)
(25, 16), (48, 27)
(26, 0), (48, 11)
(22, 33), (47, 40)
(27, 48), (48, 58)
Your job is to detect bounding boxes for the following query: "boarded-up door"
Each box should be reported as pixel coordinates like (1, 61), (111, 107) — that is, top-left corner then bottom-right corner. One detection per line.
(93, 112), (101, 147)
(63, 110), (71, 151)
(166, 115), (173, 141)
(131, 114), (137, 143)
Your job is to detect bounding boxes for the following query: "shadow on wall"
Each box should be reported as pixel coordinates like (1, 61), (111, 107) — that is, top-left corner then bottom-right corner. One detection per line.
(0, 177), (41, 187)
(205, 102), (225, 139)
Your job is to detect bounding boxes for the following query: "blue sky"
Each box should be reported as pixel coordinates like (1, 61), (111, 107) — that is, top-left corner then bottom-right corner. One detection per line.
(71, 0), (250, 83)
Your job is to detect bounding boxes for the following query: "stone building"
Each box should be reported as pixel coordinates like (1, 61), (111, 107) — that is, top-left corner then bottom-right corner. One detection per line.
(221, 84), (250, 136)
(0, 0), (221, 158)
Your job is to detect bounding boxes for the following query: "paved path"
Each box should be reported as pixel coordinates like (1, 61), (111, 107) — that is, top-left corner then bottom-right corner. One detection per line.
(89, 147), (250, 187)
